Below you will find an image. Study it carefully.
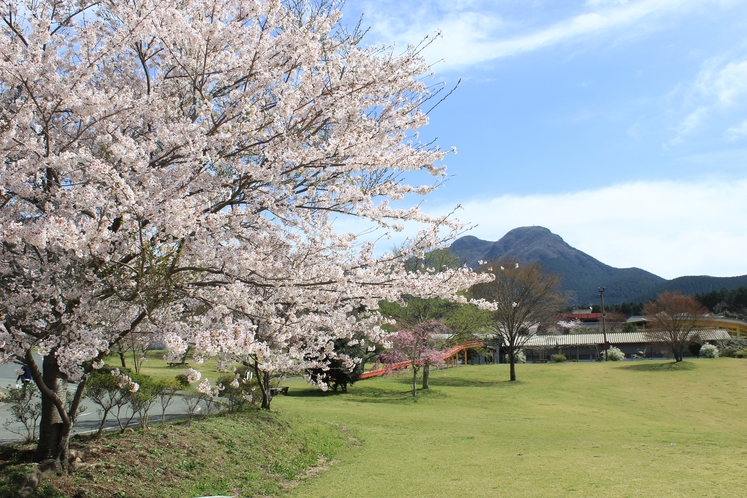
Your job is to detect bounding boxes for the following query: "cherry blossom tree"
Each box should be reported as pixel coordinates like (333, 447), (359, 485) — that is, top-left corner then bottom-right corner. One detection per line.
(380, 320), (448, 396)
(0, 0), (486, 469)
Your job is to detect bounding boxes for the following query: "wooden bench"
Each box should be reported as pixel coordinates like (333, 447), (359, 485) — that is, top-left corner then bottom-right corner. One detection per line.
(270, 386), (289, 396)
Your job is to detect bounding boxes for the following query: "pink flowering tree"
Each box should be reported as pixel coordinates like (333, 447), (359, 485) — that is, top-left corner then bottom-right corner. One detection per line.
(381, 321), (449, 397)
(0, 0), (489, 469)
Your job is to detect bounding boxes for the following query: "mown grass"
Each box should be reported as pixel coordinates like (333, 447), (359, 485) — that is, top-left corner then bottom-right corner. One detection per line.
(2, 359), (745, 497)
(276, 359), (747, 497)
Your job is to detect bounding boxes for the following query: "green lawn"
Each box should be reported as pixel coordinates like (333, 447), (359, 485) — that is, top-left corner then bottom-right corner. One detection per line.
(103, 349), (233, 385)
(275, 359), (747, 497)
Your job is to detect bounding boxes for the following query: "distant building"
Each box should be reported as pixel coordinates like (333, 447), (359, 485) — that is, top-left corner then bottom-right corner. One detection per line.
(519, 329), (732, 362)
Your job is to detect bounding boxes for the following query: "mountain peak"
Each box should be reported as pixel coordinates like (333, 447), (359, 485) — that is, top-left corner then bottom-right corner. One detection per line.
(449, 226), (665, 305)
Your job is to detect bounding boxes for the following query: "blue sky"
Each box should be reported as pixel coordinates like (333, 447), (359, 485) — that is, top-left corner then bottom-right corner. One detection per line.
(339, 0), (747, 280)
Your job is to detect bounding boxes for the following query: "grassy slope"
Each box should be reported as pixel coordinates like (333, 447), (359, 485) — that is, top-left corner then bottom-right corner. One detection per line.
(277, 360), (747, 497)
(0, 411), (349, 498)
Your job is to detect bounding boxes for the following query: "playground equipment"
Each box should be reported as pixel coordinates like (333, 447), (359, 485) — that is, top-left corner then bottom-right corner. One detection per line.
(359, 340), (484, 379)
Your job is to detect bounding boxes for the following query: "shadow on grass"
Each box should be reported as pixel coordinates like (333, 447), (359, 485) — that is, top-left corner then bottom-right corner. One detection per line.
(427, 376), (517, 388)
(284, 389), (343, 399)
(616, 361), (697, 372)
(283, 384), (419, 404)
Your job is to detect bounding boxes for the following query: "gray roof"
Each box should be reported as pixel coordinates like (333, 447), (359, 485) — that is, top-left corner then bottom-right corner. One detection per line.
(522, 329), (731, 348)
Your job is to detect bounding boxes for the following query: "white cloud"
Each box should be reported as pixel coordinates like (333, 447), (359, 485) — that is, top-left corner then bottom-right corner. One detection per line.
(357, 0), (716, 70)
(668, 55), (747, 145)
(695, 59), (747, 106)
(451, 179), (747, 279)
(726, 120), (747, 141)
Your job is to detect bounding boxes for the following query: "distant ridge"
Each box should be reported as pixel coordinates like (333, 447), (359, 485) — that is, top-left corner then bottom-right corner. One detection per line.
(449, 226), (747, 305)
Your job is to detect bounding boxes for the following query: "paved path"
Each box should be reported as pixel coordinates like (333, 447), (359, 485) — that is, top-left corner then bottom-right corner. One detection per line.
(0, 360), (200, 445)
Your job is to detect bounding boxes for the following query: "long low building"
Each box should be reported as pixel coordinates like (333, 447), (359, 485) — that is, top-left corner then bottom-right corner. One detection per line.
(519, 329), (732, 362)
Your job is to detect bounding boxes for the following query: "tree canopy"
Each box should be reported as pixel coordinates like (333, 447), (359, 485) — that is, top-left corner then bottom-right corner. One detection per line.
(0, 0), (485, 469)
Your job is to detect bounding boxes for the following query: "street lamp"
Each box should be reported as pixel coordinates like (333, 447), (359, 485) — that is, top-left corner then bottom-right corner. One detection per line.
(598, 287), (608, 361)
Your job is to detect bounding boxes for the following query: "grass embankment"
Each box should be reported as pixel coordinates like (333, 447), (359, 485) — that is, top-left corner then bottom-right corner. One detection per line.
(276, 359), (747, 497)
(0, 410), (349, 497)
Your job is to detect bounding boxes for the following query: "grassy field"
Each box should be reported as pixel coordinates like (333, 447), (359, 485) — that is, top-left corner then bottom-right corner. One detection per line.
(275, 359), (747, 497)
(2, 358), (746, 496)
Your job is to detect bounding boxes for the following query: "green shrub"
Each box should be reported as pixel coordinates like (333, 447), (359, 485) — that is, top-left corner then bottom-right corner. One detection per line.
(551, 354), (566, 363)
(606, 346), (625, 361)
(732, 348), (747, 358)
(174, 373), (190, 387)
(699, 343), (719, 358)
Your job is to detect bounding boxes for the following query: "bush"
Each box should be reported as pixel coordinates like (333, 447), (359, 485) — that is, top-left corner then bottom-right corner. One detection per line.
(174, 373), (190, 387)
(515, 349), (526, 364)
(733, 348), (747, 358)
(606, 346), (625, 361)
(699, 343), (719, 358)
(551, 354), (566, 363)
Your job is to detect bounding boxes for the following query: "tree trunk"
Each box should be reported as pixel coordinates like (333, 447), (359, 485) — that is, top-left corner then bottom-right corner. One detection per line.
(422, 362), (430, 390)
(119, 351), (127, 368)
(33, 353), (72, 472)
(252, 363), (272, 410)
(411, 368), (418, 397)
(672, 344), (683, 362)
(508, 350), (517, 382)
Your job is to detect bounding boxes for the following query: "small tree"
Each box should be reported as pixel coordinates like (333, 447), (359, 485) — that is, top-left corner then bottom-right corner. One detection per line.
(3, 383), (42, 443)
(84, 368), (140, 435)
(381, 321), (447, 397)
(471, 258), (564, 381)
(644, 292), (713, 362)
(156, 377), (186, 424)
(84, 370), (128, 438)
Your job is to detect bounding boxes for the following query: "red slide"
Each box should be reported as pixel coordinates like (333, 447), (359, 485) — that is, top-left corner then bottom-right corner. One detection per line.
(359, 341), (484, 379)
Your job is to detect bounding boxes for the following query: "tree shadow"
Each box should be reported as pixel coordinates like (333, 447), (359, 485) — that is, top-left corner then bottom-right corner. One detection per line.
(283, 384), (417, 403)
(427, 376), (516, 388)
(283, 388), (341, 398)
(616, 361), (697, 372)
(343, 386), (422, 404)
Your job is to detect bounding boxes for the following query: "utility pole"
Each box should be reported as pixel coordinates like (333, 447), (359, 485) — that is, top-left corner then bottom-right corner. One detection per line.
(598, 287), (608, 361)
